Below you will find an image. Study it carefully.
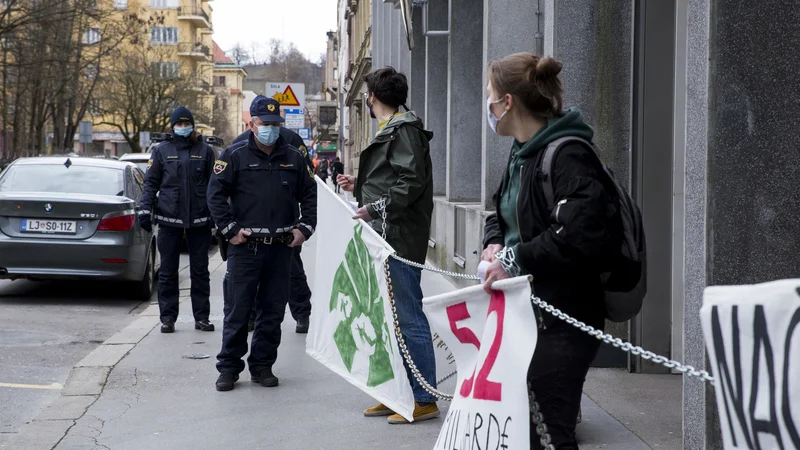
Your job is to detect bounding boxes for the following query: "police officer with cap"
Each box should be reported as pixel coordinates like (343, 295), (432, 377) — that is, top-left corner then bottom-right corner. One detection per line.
(140, 106), (216, 334)
(209, 96), (316, 391)
(231, 119), (314, 334)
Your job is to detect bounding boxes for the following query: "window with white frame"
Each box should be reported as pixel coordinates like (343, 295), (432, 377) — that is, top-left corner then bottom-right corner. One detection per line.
(83, 28), (100, 45)
(87, 99), (102, 116)
(150, 27), (178, 44)
(151, 61), (179, 79)
(150, 0), (177, 8)
(114, 0), (127, 9)
(85, 63), (98, 80)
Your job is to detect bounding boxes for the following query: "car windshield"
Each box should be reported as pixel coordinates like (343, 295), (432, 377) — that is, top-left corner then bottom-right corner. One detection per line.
(0, 164), (124, 196)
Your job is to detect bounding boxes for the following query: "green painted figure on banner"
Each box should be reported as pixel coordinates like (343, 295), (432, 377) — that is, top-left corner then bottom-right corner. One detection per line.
(329, 224), (395, 387)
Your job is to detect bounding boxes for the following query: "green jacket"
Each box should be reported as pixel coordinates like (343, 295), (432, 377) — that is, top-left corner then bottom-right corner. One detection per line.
(355, 111), (434, 264)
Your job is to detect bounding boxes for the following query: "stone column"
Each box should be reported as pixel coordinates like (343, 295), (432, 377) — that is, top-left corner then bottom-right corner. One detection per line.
(480, 0), (538, 209)
(425, 0), (449, 196)
(409, 5), (426, 118)
(683, 0), (713, 448)
(445, 0), (483, 202)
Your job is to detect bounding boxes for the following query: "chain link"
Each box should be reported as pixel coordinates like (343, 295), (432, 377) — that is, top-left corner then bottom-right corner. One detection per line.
(529, 382), (555, 450)
(389, 253), (482, 281)
(384, 258), (454, 401)
(530, 296), (716, 384)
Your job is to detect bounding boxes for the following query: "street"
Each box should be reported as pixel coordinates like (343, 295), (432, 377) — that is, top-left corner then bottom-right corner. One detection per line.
(0, 255), (191, 445)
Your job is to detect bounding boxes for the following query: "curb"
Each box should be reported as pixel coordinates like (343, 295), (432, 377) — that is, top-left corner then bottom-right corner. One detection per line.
(6, 256), (223, 450)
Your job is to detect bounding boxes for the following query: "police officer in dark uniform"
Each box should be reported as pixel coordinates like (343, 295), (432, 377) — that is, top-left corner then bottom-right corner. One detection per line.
(209, 96), (316, 391)
(231, 115), (314, 334)
(140, 106), (216, 334)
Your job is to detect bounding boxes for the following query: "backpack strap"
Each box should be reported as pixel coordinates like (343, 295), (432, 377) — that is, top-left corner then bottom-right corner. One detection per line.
(539, 137), (594, 210)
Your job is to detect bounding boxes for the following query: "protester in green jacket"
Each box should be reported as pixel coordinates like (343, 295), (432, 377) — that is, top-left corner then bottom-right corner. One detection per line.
(337, 67), (439, 425)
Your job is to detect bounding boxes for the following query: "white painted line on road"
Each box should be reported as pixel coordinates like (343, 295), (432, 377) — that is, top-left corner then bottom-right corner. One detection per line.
(0, 382), (63, 390)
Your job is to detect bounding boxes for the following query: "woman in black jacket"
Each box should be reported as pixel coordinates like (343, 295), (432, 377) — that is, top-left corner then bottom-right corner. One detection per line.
(481, 53), (622, 449)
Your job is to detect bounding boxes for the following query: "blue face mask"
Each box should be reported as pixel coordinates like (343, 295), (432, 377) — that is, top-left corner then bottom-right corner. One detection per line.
(174, 125), (193, 137)
(256, 125), (280, 146)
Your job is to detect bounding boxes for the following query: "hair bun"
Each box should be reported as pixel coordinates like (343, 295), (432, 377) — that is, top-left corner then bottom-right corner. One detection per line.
(534, 57), (563, 82)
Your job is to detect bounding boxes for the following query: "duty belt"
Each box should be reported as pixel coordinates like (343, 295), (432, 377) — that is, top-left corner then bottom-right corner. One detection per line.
(248, 235), (293, 245)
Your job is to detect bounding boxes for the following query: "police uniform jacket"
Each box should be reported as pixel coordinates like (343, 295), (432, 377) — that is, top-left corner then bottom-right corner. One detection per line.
(140, 136), (215, 228)
(207, 133), (317, 240)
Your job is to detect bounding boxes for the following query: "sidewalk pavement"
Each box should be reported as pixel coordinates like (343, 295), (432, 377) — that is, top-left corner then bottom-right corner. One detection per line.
(10, 232), (656, 449)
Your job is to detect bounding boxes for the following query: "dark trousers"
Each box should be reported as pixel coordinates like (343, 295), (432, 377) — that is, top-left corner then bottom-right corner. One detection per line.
(217, 242), (292, 375)
(529, 321), (601, 450)
(156, 225), (211, 324)
(248, 245), (311, 321)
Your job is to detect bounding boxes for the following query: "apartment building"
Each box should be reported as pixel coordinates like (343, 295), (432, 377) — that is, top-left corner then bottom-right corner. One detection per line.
(212, 41), (247, 146)
(336, 0), (372, 176)
(85, 0), (216, 154)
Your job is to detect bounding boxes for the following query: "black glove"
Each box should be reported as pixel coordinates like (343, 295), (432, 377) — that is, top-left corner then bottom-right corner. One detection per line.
(140, 214), (152, 232)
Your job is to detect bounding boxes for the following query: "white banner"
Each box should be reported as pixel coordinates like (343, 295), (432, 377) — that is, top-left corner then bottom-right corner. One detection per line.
(306, 178), (416, 421)
(423, 276), (537, 450)
(701, 279), (800, 450)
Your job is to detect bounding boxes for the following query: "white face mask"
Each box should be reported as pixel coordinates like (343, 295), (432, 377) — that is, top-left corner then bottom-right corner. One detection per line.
(487, 97), (507, 133)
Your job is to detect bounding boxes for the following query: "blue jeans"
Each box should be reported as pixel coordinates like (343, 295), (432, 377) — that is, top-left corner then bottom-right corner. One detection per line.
(388, 258), (437, 404)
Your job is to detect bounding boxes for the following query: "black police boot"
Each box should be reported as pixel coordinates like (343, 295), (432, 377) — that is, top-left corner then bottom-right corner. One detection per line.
(215, 373), (239, 392)
(160, 321), (175, 333)
(251, 368), (279, 387)
(195, 320), (215, 332)
(295, 317), (309, 334)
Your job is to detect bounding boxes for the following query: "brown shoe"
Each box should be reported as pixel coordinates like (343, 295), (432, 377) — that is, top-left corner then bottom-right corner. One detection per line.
(388, 402), (440, 424)
(363, 403), (395, 417)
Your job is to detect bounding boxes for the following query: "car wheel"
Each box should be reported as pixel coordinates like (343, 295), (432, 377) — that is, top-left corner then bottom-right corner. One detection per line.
(132, 246), (156, 301)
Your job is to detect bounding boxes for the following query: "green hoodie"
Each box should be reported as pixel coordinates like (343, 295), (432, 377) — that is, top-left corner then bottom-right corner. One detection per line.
(498, 108), (595, 253)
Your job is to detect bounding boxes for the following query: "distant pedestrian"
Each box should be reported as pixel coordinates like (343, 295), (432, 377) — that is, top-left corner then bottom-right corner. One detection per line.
(337, 66), (438, 424)
(208, 96), (316, 392)
(139, 106), (216, 334)
(480, 52), (623, 449)
(332, 157), (344, 193)
(317, 157), (329, 185)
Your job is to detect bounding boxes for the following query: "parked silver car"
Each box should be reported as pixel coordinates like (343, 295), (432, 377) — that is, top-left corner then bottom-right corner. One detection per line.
(0, 156), (159, 300)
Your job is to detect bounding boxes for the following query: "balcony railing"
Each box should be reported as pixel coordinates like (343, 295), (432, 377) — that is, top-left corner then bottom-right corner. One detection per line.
(177, 42), (211, 60)
(178, 6), (210, 27)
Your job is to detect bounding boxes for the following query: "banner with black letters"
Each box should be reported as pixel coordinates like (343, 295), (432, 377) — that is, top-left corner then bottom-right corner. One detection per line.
(701, 279), (800, 450)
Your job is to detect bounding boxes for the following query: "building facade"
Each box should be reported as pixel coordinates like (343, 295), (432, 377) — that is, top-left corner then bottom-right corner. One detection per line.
(212, 41), (247, 146)
(336, 0), (372, 176)
(84, 0), (216, 154)
(369, 0), (800, 448)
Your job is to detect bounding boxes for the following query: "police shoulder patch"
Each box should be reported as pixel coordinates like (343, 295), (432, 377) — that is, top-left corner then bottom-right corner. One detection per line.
(213, 160), (228, 175)
(147, 159), (153, 170)
(299, 145), (307, 157)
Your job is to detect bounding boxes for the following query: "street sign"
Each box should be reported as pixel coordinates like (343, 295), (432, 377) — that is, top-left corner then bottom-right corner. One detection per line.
(298, 128), (311, 140)
(317, 141), (337, 153)
(284, 108), (304, 115)
(284, 114), (305, 129)
(266, 82), (305, 111)
(139, 131), (151, 150)
(79, 121), (93, 144)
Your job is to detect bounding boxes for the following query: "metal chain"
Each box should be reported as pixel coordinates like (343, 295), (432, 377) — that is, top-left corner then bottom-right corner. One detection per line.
(531, 296), (716, 384)
(384, 258), (454, 401)
(389, 253), (482, 281)
(529, 382), (555, 450)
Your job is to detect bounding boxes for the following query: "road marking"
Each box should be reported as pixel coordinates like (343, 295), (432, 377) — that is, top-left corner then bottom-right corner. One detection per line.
(0, 382), (63, 390)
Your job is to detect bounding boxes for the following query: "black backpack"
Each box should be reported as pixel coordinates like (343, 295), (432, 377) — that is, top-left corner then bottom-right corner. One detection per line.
(538, 137), (647, 322)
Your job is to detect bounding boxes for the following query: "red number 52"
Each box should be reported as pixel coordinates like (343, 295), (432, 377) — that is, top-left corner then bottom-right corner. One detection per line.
(445, 291), (505, 401)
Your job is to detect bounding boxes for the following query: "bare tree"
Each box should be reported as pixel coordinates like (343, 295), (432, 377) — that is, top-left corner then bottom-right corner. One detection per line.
(94, 43), (207, 153)
(227, 43), (250, 66)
